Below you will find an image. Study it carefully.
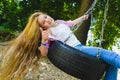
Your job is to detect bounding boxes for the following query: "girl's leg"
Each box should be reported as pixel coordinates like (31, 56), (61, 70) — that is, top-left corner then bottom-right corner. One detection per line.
(75, 45), (120, 68)
(104, 66), (118, 80)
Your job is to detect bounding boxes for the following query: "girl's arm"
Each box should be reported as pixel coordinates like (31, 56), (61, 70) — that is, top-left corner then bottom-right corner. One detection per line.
(70, 15), (89, 26)
(38, 28), (51, 57)
(60, 15), (89, 28)
(39, 39), (48, 57)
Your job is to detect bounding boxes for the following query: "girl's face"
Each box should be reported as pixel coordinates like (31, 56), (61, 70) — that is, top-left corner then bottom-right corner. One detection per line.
(37, 14), (55, 29)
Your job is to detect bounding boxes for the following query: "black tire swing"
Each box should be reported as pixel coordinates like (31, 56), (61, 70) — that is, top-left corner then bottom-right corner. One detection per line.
(47, 0), (109, 80)
(48, 41), (108, 80)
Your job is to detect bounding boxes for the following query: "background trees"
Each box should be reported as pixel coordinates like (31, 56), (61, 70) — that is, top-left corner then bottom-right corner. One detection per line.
(0, 0), (120, 49)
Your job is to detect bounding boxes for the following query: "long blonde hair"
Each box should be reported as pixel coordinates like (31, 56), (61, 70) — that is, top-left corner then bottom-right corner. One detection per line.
(0, 12), (43, 80)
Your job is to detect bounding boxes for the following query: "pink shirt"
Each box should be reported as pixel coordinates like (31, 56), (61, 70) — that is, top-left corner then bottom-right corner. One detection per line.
(55, 20), (75, 28)
(46, 20), (76, 48)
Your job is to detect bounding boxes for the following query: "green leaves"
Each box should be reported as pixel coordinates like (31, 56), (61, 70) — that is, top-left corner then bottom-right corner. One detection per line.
(0, 0), (120, 49)
(91, 0), (120, 49)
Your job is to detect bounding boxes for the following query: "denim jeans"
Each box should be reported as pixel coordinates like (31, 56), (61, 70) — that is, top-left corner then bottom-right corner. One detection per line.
(104, 66), (118, 80)
(75, 44), (119, 80)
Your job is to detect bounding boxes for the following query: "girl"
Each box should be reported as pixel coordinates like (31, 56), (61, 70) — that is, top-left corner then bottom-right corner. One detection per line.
(37, 12), (119, 80)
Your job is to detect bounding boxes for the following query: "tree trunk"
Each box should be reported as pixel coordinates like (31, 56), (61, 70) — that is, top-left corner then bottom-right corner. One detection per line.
(75, 0), (94, 45)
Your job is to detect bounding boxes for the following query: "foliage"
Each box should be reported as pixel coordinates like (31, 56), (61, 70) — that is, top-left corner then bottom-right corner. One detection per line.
(91, 0), (120, 49)
(0, 22), (18, 41)
(0, 0), (81, 40)
(0, 0), (80, 41)
(0, 0), (120, 49)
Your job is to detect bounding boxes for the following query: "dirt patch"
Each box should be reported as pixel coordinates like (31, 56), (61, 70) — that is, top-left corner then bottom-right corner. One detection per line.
(25, 57), (78, 80)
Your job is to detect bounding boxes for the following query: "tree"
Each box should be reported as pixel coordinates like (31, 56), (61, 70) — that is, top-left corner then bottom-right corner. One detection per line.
(0, 0), (120, 50)
(92, 0), (120, 49)
(75, 0), (94, 45)
(75, 0), (120, 49)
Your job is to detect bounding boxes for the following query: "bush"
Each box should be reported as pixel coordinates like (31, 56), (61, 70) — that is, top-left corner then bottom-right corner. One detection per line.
(0, 23), (18, 41)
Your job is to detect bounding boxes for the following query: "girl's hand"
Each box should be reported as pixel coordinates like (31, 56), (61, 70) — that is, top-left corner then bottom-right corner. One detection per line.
(40, 27), (49, 42)
(84, 15), (89, 20)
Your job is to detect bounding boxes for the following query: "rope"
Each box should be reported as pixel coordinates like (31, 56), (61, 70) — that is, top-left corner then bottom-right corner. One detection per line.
(64, 0), (98, 43)
(85, 0), (98, 15)
(73, 0), (98, 32)
(96, 0), (109, 59)
(99, 0), (109, 47)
